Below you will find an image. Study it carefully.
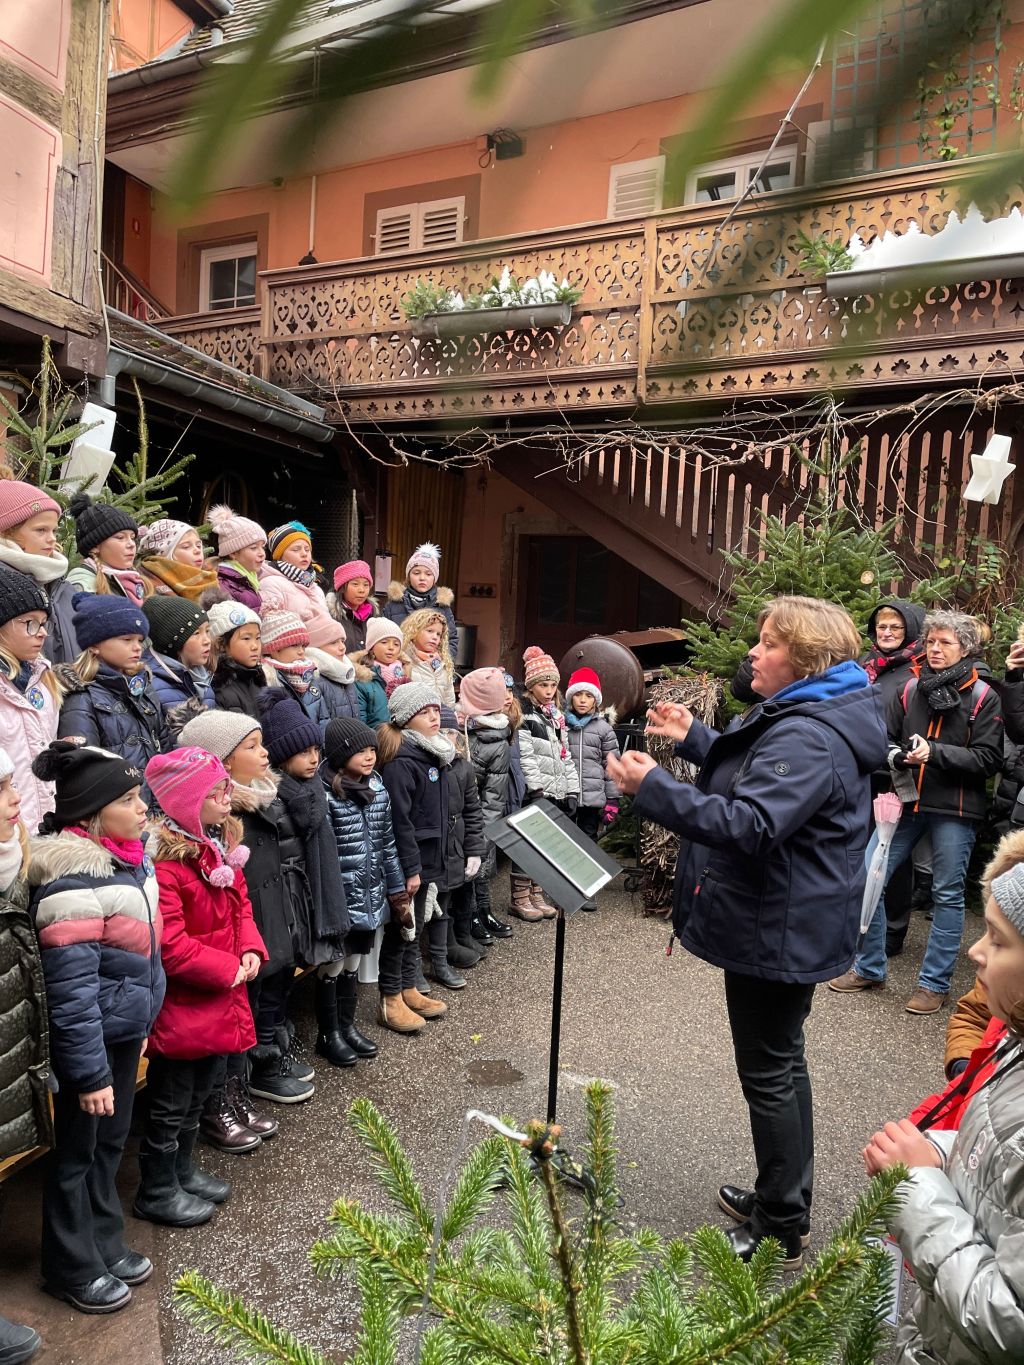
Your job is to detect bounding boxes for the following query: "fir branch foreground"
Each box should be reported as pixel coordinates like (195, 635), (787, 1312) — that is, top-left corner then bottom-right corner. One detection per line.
(174, 1081), (906, 1364)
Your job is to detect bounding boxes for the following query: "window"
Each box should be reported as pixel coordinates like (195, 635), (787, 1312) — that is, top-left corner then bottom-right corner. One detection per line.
(373, 197), (465, 255)
(607, 157), (665, 219)
(684, 145), (797, 204)
(199, 242), (257, 311)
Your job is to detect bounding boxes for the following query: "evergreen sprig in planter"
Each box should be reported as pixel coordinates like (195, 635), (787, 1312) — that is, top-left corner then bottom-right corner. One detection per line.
(402, 267), (581, 338)
(410, 300), (573, 337)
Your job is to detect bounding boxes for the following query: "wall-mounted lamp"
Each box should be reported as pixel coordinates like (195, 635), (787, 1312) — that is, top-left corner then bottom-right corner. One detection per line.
(963, 433), (1015, 504)
(480, 129), (524, 167)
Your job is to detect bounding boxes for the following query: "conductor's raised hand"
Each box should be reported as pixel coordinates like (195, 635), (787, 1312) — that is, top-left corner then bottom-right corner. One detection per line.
(607, 750), (657, 795)
(644, 701), (694, 744)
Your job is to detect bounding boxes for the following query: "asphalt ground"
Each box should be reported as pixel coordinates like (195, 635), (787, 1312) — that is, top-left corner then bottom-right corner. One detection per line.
(0, 879), (983, 1363)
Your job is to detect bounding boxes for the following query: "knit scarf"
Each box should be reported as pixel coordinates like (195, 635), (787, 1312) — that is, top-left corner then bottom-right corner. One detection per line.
(565, 710), (596, 730)
(307, 646), (355, 685)
(66, 826), (146, 866)
(404, 586), (436, 613)
(268, 558), (320, 589)
(336, 771), (375, 807)
(265, 656), (316, 694)
(0, 833), (23, 894)
(276, 771), (348, 945)
(413, 646), (445, 674)
(862, 640), (923, 684)
(346, 599), (375, 622)
(97, 560), (147, 603)
(0, 537), (68, 586)
(466, 711), (509, 734)
(539, 699), (570, 760)
(918, 658), (976, 714)
(140, 555), (219, 603)
(404, 728), (455, 766)
(224, 559), (260, 591)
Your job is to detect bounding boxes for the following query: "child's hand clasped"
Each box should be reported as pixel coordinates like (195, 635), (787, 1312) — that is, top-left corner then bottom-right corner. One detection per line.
(862, 1118), (942, 1175)
(241, 952), (261, 981)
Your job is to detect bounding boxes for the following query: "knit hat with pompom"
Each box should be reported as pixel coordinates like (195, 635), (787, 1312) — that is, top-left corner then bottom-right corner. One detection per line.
(145, 746), (249, 885)
(267, 520), (313, 562)
(208, 504), (266, 558)
(69, 493), (138, 557)
(405, 542), (441, 584)
(137, 519), (195, 560)
(32, 740), (143, 829)
(457, 667), (507, 718)
(522, 645), (559, 689)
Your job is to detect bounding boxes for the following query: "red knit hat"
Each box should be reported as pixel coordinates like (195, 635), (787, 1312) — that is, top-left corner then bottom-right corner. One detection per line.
(333, 559), (373, 591)
(523, 645), (559, 689)
(565, 667), (602, 707)
(0, 479), (60, 533)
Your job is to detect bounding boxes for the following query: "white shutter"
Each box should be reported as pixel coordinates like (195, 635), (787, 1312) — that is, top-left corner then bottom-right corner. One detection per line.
(805, 118), (875, 183)
(419, 197), (464, 248)
(607, 157), (665, 219)
(375, 203), (416, 255)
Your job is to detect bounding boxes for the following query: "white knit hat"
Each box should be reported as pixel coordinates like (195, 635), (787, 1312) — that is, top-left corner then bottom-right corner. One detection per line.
(137, 519), (194, 559)
(207, 600), (261, 640)
(208, 504), (266, 558)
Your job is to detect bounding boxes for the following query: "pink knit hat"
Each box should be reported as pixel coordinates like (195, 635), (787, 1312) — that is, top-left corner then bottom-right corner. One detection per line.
(307, 613), (346, 649)
(145, 746), (230, 839)
(0, 480), (60, 533)
(137, 518), (194, 559)
(364, 617), (403, 654)
(333, 559), (373, 591)
(260, 610), (309, 654)
(208, 504), (266, 558)
(405, 541), (440, 584)
(457, 667), (508, 718)
(523, 645), (559, 688)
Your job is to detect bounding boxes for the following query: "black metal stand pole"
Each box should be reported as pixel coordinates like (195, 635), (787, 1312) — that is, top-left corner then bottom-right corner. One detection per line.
(546, 905), (567, 1122)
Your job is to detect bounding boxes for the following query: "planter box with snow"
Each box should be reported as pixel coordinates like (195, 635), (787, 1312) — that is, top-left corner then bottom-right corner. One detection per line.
(410, 302), (573, 338)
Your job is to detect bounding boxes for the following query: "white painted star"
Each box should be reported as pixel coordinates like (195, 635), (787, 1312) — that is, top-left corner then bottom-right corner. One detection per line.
(963, 434), (1015, 504)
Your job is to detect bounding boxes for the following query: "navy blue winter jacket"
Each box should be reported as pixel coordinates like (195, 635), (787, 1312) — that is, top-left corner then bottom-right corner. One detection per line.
(57, 663), (170, 806)
(632, 663), (888, 984)
(382, 582), (458, 659)
(145, 650), (215, 714)
(380, 737), (450, 884)
(324, 772), (406, 933)
(28, 831), (165, 1091)
(265, 668), (359, 740)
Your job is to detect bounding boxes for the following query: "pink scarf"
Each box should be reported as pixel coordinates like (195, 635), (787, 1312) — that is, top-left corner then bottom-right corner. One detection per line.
(91, 559), (147, 604)
(348, 600), (374, 622)
(67, 826), (146, 866)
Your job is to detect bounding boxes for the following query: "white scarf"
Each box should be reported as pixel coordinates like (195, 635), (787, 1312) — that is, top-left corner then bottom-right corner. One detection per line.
(306, 645), (355, 686)
(466, 711), (509, 733)
(0, 832), (24, 895)
(404, 728), (456, 766)
(0, 537), (69, 586)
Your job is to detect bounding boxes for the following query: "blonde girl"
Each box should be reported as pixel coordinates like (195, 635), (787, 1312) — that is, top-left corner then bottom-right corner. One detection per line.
(0, 565), (63, 833)
(401, 607), (456, 707)
(49, 494), (148, 663)
(136, 519), (218, 602)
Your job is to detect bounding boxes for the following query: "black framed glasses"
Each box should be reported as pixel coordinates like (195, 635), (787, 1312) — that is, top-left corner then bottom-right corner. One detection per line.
(12, 618), (49, 636)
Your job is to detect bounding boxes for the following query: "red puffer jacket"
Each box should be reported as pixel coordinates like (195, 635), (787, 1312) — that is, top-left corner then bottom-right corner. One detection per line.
(147, 842), (267, 1060)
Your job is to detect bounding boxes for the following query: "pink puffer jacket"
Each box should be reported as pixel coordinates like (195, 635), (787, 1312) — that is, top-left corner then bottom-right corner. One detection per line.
(257, 565), (334, 633)
(0, 657), (59, 833)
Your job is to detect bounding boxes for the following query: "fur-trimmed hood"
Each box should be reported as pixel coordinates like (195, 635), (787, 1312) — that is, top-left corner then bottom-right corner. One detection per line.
(352, 650), (411, 684)
(230, 773), (279, 813)
(566, 703), (619, 727)
(387, 580), (454, 607)
(28, 829), (120, 885)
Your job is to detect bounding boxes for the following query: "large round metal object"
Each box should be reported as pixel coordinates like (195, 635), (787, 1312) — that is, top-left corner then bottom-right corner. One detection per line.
(558, 635), (646, 720)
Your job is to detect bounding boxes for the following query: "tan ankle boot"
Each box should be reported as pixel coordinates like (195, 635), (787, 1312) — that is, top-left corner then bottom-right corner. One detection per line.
(402, 987), (447, 1020)
(378, 993), (425, 1033)
(530, 882), (558, 918)
(509, 874), (543, 921)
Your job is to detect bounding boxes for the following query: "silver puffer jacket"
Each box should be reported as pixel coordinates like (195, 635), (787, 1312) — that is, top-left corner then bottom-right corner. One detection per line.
(889, 1039), (1024, 1364)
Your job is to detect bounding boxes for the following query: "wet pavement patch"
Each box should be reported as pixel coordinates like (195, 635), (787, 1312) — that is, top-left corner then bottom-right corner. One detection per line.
(465, 1058), (524, 1086)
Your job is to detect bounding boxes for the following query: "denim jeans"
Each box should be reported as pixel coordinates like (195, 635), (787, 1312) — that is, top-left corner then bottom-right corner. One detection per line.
(855, 811), (977, 994)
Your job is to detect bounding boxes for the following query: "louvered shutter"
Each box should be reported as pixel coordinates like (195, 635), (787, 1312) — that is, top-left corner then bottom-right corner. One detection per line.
(375, 204), (416, 255)
(607, 157), (665, 219)
(419, 198), (464, 248)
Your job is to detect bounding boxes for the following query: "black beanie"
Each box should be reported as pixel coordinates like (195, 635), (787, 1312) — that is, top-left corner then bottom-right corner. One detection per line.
(0, 563), (49, 628)
(325, 716), (378, 770)
(258, 687), (322, 766)
(70, 493), (138, 557)
(32, 740), (143, 828)
(142, 595), (207, 657)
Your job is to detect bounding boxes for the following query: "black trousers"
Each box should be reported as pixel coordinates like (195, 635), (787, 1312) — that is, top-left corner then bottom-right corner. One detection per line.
(574, 807), (602, 841)
(378, 883), (451, 993)
(723, 972), (816, 1238)
(143, 1053), (222, 1154)
(41, 1038), (143, 1288)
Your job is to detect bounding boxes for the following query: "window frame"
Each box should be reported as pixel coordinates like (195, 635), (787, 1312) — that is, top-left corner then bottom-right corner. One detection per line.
(684, 143), (799, 205)
(198, 241), (258, 312)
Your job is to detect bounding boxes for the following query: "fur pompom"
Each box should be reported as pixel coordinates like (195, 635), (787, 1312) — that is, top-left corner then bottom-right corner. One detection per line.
(412, 540), (441, 561)
(207, 504), (236, 530)
(227, 843), (250, 869)
(69, 492), (92, 518)
(208, 864), (235, 887)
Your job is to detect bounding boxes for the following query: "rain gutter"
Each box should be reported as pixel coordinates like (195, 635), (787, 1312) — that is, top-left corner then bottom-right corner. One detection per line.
(826, 254), (1024, 297)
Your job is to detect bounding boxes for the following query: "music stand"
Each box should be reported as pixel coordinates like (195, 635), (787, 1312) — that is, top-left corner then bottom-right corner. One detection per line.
(485, 799), (621, 1120)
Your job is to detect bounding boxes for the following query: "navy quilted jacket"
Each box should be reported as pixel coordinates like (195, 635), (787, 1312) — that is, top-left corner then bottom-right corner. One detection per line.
(324, 773), (405, 932)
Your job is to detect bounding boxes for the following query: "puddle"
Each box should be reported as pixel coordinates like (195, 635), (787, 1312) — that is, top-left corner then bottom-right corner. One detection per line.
(465, 1058), (525, 1086)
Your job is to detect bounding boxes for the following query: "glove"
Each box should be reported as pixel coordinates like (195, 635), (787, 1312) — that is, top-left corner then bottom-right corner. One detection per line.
(387, 891), (414, 931)
(465, 856), (481, 880)
(602, 802), (619, 826)
(564, 796), (578, 818)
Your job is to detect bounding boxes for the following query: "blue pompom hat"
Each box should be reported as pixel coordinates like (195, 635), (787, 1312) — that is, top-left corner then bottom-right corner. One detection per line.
(71, 592), (149, 649)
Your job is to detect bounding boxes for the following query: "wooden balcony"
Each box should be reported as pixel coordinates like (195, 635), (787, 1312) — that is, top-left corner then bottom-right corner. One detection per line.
(159, 158), (1024, 424)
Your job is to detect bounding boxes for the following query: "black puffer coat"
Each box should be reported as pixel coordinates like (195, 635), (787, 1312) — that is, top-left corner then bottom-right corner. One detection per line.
(324, 772), (406, 933)
(380, 737), (450, 883)
(467, 714), (511, 876)
(0, 872), (52, 1161)
(437, 754), (485, 893)
(212, 656), (267, 718)
(232, 777), (303, 973)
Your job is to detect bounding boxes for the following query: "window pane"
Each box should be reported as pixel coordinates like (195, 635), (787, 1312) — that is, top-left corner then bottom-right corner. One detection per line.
(537, 541), (571, 624)
(693, 169), (738, 202)
(208, 258), (237, 303)
(748, 159), (795, 193)
(573, 544), (608, 627)
(236, 254), (257, 296)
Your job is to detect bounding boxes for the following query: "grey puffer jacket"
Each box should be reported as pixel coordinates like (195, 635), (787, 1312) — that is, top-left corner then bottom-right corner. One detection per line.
(324, 772), (406, 933)
(518, 698), (580, 804)
(889, 1039), (1024, 1365)
(0, 871), (52, 1161)
(566, 709), (620, 808)
(466, 713), (511, 876)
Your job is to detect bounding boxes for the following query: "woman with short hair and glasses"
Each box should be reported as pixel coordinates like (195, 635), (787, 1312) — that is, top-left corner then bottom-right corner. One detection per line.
(0, 563), (63, 834)
(609, 596), (888, 1269)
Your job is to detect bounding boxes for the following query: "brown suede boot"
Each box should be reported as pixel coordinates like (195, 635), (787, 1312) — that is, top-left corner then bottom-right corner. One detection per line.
(509, 873), (543, 921)
(403, 987), (448, 1019)
(529, 881), (558, 918)
(378, 993), (425, 1033)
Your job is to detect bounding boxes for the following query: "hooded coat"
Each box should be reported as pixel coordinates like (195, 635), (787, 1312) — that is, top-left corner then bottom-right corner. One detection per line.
(353, 655), (403, 729)
(0, 871), (53, 1160)
(27, 831), (165, 1090)
(566, 708), (620, 809)
(466, 713), (511, 875)
(257, 562), (333, 634)
(382, 582), (459, 659)
(632, 663), (889, 984)
(216, 562), (262, 613)
(380, 736), (450, 884)
(275, 769), (349, 964)
(324, 771), (405, 933)
(145, 650), (215, 713)
(326, 591), (380, 655)
(438, 754), (486, 893)
(862, 599), (927, 707)
(518, 697), (580, 804)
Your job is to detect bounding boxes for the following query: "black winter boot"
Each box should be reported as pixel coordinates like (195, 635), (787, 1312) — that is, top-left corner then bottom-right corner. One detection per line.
(337, 971), (378, 1057)
(314, 976), (358, 1067)
(133, 1146), (216, 1227)
(476, 877), (512, 938)
(446, 915), (480, 968)
(276, 1022), (314, 1082)
(248, 1042), (315, 1104)
(426, 918), (467, 988)
(176, 1125), (231, 1204)
(0, 1313), (41, 1362)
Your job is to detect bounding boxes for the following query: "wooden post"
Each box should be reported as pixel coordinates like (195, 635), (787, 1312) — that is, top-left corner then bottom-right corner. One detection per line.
(635, 218), (657, 406)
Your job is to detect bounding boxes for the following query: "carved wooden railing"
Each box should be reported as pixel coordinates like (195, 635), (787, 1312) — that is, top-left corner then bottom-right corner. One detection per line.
(160, 307), (265, 378)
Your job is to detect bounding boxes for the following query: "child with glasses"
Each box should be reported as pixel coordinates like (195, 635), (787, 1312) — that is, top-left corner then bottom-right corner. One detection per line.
(0, 564), (63, 835)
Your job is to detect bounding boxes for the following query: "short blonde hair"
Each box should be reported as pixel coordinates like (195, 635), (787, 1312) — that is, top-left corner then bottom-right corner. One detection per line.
(756, 596), (862, 679)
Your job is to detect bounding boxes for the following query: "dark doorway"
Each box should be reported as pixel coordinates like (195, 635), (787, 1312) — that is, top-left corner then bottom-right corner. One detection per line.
(518, 535), (681, 661)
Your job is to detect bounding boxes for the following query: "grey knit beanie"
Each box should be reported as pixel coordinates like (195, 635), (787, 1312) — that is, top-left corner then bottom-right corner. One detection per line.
(388, 681), (441, 728)
(992, 864), (1024, 937)
(178, 708), (261, 761)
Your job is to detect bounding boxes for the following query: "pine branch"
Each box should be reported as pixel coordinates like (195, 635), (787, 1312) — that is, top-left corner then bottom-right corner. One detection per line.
(173, 1271), (329, 1364)
(439, 1134), (504, 1241)
(347, 1099), (435, 1236)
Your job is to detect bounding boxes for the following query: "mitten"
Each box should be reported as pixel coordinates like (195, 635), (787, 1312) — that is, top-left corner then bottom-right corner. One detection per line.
(423, 882), (441, 923)
(602, 802), (619, 826)
(388, 890), (413, 930)
(465, 856), (481, 880)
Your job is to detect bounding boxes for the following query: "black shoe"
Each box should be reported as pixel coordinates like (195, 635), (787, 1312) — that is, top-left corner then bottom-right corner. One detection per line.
(469, 915), (494, 945)
(885, 936), (905, 958)
(276, 1025), (314, 1082)
(45, 1274), (132, 1314)
(337, 971), (379, 1057)
(0, 1314), (41, 1363)
(412, 962), (433, 995)
(426, 960), (467, 989)
(249, 1043), (315, 1104)
(314, 976), (358, 1067)
(106, 1251), (153, 1286)
(134, 1148), (217, 1227)
(724, 1221), (803, 1269)
(717, 1185), (810, 1246)
(176, 1126), (231, 1204)
(483, 910), (513, 939)
(579, 898), (598, 912)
